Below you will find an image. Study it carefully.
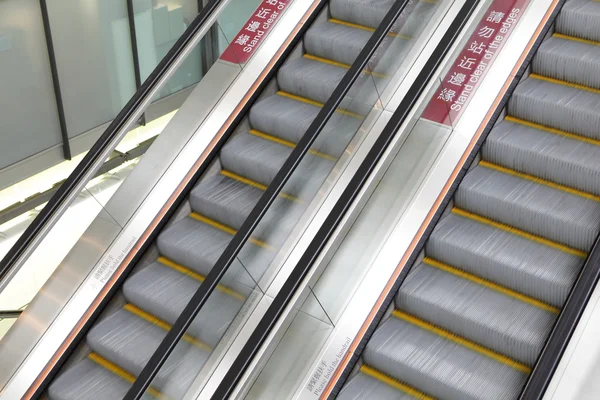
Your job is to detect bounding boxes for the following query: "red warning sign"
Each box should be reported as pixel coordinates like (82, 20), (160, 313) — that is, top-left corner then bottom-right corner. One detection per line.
(220, 0), (292, 64)
(421, 0), (531, 126)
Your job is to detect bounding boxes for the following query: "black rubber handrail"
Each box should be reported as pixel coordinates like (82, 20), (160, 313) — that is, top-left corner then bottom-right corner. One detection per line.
(0, 310), (22, 319)
(0, 0), (224, 285)
(209, 1), (479, 398)
(123, 0), (415, 398)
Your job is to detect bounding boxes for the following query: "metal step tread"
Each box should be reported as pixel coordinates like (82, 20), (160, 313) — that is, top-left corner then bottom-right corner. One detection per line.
(556, 0), (600, 43)
(85, 308), (209, 396)
(249, 94), (362, 158)
(533, 35), (600, 89)
(156, 215), (275, 283)
(482, 119), (600, 196)
(363, 313), (528, 400)
(397, 260), (557, 365)
(122, 260), (245, 347)
(508, 76), (600, 141)
(427, 212), (582, 307)
(48, 357), (151, 400)
(337, 367), (428, 400)
(455, 164), (600, 251)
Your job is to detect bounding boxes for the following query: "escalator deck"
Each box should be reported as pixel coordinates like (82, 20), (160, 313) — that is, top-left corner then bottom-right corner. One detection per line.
(47, 1), (440, 399)
(338, 0), (600, 399)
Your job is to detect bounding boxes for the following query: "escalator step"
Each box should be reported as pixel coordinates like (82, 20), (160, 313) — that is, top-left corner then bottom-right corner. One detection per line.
(533, 35), (600, 89)
(220, 132), (335, 199)
(156, 216), (275, 283)
(189, 173), (304, 244)
(482, 119), (600, 196)
(397, 261), (557, 365)
(278, 56), (349, 106)
(48, 358), (150, 400)
(122, 261), (245, 347)
(86, 308), (209, 397)
(508, 77), (600, 141)
(337, 369), (423, 400)
(304, 21), (372, 66)
(330, 0), (396, 29)
(556, 0), (600, 42)
(248, 94), (362, 158)
(455, 165), (600, 252)
(363, 314), (528, 400)
(426, 212), (582, 307)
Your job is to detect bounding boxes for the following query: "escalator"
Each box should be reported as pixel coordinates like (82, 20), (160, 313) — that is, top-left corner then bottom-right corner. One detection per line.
(45, 1), (441, 399)
(337, 0), (600, 399)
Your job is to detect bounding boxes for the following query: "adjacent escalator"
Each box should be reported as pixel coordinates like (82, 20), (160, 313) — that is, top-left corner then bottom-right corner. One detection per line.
(338, 0), (600, 399)
(46, 1), (441, 399)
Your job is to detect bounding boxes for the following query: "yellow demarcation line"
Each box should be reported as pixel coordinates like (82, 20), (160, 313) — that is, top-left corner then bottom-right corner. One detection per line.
(88, 352), (166, 399)
(479, 160), (600, 203)
(249, 129), (337, 162)
(392, 311), (532, 374)
(361, 365), (435, 400)
(328, 18), (413, 41)
(529, 73), (600, 95)
(423, 257), (560, 314)
(553, 32), (600, 47)
(276, 91), (364, 120)
(451, 208), (587, 258)
(303, 54), (388, 79)
(504, 115), (600, 147)
(124, 304), (212, 352)
(158, 257), (245, 301)
(189, 212), (275, 252)
(220, 169), (302, 203)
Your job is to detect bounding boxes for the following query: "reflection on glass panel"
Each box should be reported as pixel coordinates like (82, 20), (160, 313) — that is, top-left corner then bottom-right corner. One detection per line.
(134, 0), (203, 100)
(0, 0), (62, 171)
(47, 0), (136, 137)
(217, 0), (263, 53)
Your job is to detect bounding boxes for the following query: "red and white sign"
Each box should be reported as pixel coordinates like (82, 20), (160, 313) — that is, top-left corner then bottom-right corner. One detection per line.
(422, 0), (530, 126)
(220, 0), (292, 64)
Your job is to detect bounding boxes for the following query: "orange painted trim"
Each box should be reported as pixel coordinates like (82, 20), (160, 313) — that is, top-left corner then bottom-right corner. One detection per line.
(22, 1), (324, 398)
(318, 1), (561, 398)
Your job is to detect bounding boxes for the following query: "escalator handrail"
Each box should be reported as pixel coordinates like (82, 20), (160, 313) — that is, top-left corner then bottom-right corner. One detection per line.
(123, 0), (418, 398)
(208, 1), (480, 398)
(0, 0), (225, 286)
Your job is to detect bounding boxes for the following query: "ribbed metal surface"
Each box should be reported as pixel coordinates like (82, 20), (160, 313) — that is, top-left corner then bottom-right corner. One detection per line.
(337, 372), (415, 400)
(533, 36), (600, 89)
(339, 1), (600, 399)
(363, 317), (528, 400)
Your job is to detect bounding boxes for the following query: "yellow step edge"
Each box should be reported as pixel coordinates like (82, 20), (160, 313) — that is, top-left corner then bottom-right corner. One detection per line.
(157, 257), (245, 301)
(529, 73), (600, 95)
(124, 303), (212, 352)
(249, 129), (337, 162)
(392, 311), (532, 374)
(88, 352), (166, 399)
(423, 257), (560, 314)
(451, 208), (587, 258)
(504, 115), (600, 148)
(328, 18), (412, 41)
(189, 212), (275, 252)
(303, 54), (388, 79)
(553, 32), (600, 47)
(479, 160), (600, 203)
(220, 170), (302, 204)
(276, 91), (364, 120)
(360, 365), (435, 400)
